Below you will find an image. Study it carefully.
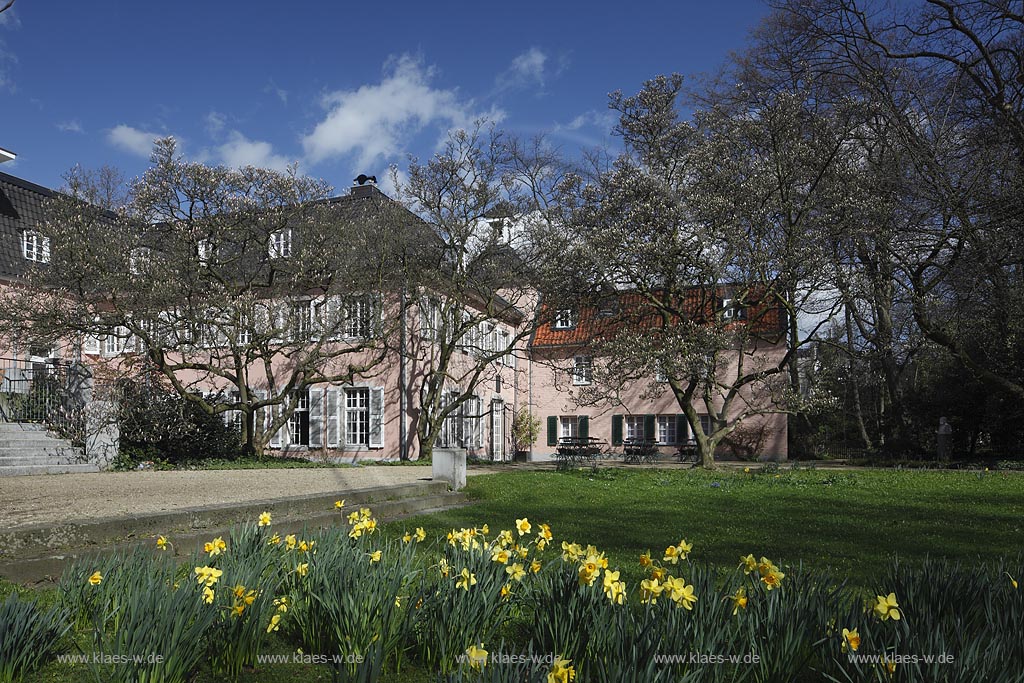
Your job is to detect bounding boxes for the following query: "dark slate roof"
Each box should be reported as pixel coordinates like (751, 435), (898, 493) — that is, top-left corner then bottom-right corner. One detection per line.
(0, 170), (55, 281)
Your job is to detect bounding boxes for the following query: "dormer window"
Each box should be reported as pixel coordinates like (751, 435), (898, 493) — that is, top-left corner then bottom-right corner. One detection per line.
(553, 309), (576, 330)
(268, 229), (292, 259)
(197, 239), (214, 264)
(23, 230), (50, 263)
(720, 298), (746, 320)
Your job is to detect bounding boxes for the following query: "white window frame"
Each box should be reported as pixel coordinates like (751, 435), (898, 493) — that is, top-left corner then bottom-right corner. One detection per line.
(572, 355), (593, 386)
(197, 239), (213, 264)
(657, 415), (678, 445)
(344, 295), (373, 339)
(268, 228), (292, 259)
(553, 308), (576, 329)
(22, 230), (51, 263)
(290, 301), (312, 342)
(624, 415), (645, 442)
(559, 416), (578, 439)
(344, 387), (370, 447)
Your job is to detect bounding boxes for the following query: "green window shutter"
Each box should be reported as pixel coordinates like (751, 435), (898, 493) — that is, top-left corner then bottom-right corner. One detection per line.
(611, 414), (623, 446)
(547, 416), (558, 446)
(578, 415), (589, 440)
(676, 414), (688, 443)
(644, 414), (656, 440)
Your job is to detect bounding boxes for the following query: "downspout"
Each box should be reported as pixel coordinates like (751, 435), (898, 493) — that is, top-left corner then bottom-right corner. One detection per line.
(399, 285), (408, 460)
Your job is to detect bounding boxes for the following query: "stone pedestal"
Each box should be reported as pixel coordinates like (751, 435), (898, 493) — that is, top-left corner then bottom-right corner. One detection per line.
(85, 400), (119, 470)
(432, 447), (467, 490)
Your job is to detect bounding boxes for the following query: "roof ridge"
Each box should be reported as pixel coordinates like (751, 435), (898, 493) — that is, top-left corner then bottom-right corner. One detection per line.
(0, 170), (56, 198)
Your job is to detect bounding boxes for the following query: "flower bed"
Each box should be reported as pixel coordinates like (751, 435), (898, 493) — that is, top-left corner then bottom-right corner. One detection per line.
(3, 505), (1022, 682)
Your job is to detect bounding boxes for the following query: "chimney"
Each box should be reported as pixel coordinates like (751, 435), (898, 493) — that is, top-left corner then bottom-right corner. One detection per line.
(0, 147), (15, 164)
(351, 173), (378, 198)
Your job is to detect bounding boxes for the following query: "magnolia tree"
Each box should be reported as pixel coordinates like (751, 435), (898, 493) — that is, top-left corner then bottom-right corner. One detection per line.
(0, 138), (416, 458)
(537, 74), (846, 467)
(392, 125), (564, 461)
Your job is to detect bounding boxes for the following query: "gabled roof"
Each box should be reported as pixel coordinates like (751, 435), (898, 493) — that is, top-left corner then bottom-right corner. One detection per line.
(0, 170), (55, 281)
(530, 287), (787, 348)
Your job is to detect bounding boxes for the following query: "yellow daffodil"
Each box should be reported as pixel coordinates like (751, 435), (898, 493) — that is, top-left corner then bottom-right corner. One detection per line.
(492, 548), (511, 564)
(664, 545), (681, 564)
(359, 507), (372, 519)
(156, 536), (168, 551)
(439, 558), (450, 578)
(728, 587), (748, 615)
(548, 656), (576, 683)
(88, 571), (103, 586)
(761, 568), (785, 590)
(500, 583), (512, 600)
(465, 643), (488, 671)
(202, 586), (215, 604)
(506, 563), (527, 582)
(1007, 573), (1018, 590)
(641, 577), (664, 604)
(874, 593), (901, 621)
(515, 517), (532, 536)
(194, 566), (223, 588)
(456, 568), (477, 591)
(640, 551), (652, 567)
(295, 563), (309, 577)
(334, 499), (345, 509)
(231, 604), (246, 618)
(676, 539), (693, 558)
(531, 559), (542, 574)
(204, 537), (227, 557)
(285, 534), (297, 550)
(298, 539), (314, 552)
(267, 613), (282, 633)
(347, 511), (360, 524)
(739, 554), (757, 575)
(415, 527), (427, 542)
(650, 566), (666, 581)
(268, 533), (281, 545)
(757, 556), (775, 577)
(664, 576), (697, 609)
(368, 550), (382, 563)
(273, 596), (289, 613)
(402, 531), (413, 543)
(481, 524), (489, 535)
(539, 523), (553, 541)
(258, 511), (271, 527)
(841, 628), (860, 652)
(744, 466), (750, 473)
(561, 541), (582, 562)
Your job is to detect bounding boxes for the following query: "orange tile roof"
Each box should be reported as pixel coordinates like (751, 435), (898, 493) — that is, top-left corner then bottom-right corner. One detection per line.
(531, 287), (786, 347)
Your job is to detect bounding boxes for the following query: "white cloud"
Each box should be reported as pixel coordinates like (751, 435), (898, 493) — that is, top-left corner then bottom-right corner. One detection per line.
(215, 131), (292, 171)
(302, 54), (494, 169)
(107, 124), (163, 157)
(554, 110), (616, 133)
(498, 47), (548, 90)
(204, 111), (227, 137)
(56, 120), (83, 133)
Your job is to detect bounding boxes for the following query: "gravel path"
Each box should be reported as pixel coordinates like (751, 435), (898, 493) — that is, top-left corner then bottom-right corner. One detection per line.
(0, 466), (478, 530)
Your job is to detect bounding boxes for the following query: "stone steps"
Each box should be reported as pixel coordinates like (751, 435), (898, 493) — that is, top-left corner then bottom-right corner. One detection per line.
(0, 480), (471, 583)
(0, 422), (93, 476)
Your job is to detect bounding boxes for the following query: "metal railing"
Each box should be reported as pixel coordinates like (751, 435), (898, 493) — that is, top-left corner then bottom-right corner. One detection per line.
(0, 357), (85, 441)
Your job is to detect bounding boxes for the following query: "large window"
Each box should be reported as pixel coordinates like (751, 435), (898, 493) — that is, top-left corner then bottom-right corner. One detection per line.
(572, 356), (593, 385)
(269, 229), (292, 259)
(559, 416), (578, 439)
(288, 389), (310, 446)
(344, 387), (370, 446)
(657, 415), (678, 445)
(624, 415), (645, 442)
(23, 230), (50, 263)
(344, 295), (373, 338)
(289, 302), (311, 341)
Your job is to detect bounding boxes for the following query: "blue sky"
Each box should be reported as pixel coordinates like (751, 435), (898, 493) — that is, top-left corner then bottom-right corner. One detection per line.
(1, 1), (771, 195)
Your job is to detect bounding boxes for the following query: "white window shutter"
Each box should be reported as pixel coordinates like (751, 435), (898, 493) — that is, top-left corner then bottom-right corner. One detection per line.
(269, 402), (283, 448)
(369, 386), (384, 448)
(326, 389), (339, 448)
(309, 387), (324, 448)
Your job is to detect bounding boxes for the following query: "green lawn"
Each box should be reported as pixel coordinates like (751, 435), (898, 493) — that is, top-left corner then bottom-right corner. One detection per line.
(6, 465), (1023, 683)
(393, 465), (1024, 587)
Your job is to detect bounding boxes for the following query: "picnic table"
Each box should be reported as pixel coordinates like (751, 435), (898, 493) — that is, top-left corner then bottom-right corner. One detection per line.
(555, 436), (607, 467)
(622, 437), (660, 464)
